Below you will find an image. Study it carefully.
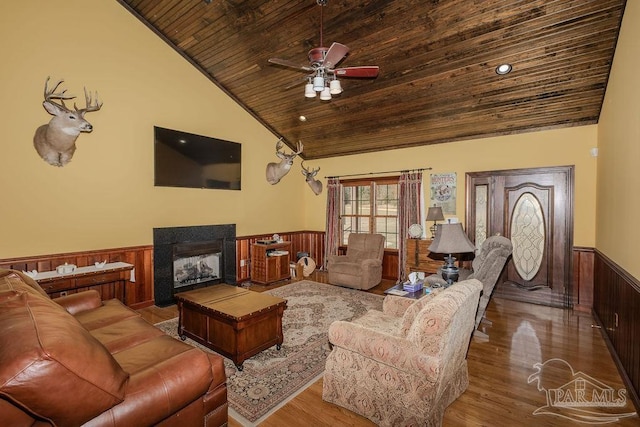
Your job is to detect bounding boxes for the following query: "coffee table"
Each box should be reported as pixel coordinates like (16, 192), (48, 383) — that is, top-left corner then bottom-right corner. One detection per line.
(175, 284), (287, 370)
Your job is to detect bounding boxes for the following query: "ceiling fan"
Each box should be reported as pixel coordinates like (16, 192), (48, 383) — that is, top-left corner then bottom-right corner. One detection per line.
(268, 0), (380, 100)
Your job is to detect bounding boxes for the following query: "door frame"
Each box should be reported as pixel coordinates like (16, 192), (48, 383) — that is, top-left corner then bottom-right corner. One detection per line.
(465, 165), (575, 307)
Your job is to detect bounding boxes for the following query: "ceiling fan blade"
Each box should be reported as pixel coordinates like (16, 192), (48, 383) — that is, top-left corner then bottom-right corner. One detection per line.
(284, 77), (307, 90)
(323, 42), (349, 69)
(268, 58), (313, 72)
(334, 66), (380, 78)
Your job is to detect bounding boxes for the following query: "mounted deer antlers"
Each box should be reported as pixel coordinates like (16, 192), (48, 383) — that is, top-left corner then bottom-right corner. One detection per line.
(301, 161), (323, 195)
(265, 138), (303, 184)
(33, 77), (103, 167)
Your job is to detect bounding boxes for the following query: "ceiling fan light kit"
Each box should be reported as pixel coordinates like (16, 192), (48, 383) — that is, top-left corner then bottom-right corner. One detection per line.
(268, 0), (379, 101)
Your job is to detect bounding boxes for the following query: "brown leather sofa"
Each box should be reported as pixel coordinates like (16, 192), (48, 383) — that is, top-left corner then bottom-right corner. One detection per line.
(0, 269), (228, 427)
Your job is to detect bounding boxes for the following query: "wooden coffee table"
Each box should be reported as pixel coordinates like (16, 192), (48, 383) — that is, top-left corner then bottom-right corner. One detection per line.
(175, 284), (287, 370)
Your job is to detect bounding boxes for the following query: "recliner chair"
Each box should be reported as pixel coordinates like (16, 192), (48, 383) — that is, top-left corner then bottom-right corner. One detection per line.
(327, 233), (385, 290)
(426, 234), (513, 332)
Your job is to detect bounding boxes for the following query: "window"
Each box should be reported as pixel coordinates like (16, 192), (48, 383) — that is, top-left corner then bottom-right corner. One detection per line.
(341, 177), (399, 249)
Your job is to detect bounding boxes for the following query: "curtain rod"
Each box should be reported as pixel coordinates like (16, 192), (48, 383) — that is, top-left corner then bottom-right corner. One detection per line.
(326, 167), (432, 179)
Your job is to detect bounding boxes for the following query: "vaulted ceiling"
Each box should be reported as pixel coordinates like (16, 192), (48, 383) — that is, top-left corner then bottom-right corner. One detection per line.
(117, 0), (626, 159)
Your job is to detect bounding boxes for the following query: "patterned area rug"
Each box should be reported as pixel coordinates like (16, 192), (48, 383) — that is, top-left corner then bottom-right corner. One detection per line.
(155, 280), (383, 425)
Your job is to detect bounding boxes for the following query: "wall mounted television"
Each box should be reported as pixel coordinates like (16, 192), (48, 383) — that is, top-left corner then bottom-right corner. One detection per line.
(154, 126), (241, 190)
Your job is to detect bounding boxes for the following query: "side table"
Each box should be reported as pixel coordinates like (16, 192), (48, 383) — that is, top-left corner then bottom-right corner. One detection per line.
(384, 283), (433, 300)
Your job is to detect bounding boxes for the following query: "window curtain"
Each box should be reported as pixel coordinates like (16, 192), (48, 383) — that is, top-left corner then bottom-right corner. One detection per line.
(398, 170), (423, 283)
(323, 178), (342, 270)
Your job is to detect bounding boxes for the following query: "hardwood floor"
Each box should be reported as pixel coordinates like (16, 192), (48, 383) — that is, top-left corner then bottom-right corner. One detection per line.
(138, 273), (639, 426)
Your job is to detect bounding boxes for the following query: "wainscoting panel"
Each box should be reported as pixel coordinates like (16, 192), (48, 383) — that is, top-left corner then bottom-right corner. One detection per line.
(593, 250), (640, 412)
(572, 247), (595, 312)
(0, 246), (155, 309)
(382, 249), (399, 281)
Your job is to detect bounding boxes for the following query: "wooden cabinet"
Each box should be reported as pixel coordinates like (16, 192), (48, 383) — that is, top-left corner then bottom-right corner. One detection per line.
(251, 242), (291, 284)
(34, 262), (134, 303)
(404, 239), (443, 277)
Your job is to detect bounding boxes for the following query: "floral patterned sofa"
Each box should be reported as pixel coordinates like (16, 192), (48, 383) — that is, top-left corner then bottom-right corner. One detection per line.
(322, 279), (482, 426)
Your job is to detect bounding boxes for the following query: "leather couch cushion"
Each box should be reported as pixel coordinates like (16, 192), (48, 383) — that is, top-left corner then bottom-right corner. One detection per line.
(0, 271), (46, 301)
(0, 270), (49, 298)
(90, 316), (166, 353)
(86, 335), (216, 426)
(74, 298), (140, 330)
(0, 283), (129, 426)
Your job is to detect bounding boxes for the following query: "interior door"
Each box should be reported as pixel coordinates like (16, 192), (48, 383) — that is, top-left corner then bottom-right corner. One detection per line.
(466, 166), (574, 308)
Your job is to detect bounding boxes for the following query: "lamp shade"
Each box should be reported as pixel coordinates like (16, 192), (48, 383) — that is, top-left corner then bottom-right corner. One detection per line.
(426, 206), (445, 221)
(329, 79), (342, 94)
(319, 87), (332, 100)
(304, 83), (316, 98)
(313, 76), (325, 92)
(428, 223), (475, 254)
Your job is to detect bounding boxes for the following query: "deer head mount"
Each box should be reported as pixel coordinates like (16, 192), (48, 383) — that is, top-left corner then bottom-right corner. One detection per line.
(265, 138), (303, 185)
(33, 77), (102, 167)
(301, 161), (323, 195)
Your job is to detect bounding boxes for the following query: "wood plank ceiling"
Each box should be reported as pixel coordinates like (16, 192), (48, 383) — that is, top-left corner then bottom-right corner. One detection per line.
(117, 0), (626, 159)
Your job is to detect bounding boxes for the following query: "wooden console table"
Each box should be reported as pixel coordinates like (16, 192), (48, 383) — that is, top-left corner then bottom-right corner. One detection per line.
(32, 262), (134, 303)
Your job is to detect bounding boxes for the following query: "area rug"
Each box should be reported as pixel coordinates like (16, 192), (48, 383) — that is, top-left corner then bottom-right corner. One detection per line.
(155, 280), (383, 425)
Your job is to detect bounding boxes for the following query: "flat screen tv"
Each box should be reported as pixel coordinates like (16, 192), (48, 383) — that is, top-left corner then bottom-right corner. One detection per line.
(154, 126), (241, 190)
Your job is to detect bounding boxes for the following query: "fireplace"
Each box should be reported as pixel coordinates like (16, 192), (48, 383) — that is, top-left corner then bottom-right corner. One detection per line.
(153, 224), (236, 306)
(173, 240), (221, 289)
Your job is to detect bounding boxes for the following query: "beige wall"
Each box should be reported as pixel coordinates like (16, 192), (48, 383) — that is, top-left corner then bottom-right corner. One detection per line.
(1, 0), (601, 261)
(0, 0), (305, 258)
(598, 1), (640, 278)
(303, 125), (598, 247)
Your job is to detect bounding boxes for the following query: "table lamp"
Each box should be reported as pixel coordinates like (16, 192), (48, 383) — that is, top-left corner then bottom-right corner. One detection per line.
(428, 223), (476, 286)
(426, 206), (444, 238)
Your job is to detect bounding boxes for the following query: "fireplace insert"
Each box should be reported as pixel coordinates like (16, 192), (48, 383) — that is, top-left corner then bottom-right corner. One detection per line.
(173, 240), (222, 289)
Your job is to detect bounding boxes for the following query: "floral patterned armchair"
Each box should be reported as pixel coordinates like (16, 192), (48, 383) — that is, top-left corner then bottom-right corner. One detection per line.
(322, 279), (483, 426)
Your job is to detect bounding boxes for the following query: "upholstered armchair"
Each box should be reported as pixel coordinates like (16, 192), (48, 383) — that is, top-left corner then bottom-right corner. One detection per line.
(426, 235), (512, 330)
(323, 279), (483, 426)
(327, 233), (385, 290)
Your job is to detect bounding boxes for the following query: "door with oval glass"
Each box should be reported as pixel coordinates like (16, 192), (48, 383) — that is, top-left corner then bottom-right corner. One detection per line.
(466, 166), (574, 308)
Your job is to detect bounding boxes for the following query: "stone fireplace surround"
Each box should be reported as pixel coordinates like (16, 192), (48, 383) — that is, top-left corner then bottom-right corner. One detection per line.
(153, 224), (236, 306)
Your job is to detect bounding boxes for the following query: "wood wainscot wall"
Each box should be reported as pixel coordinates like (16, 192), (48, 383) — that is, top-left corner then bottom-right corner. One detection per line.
(0, 240), (600, 313)
(0, 246), (154, 310)
(592, 250), (640, 413)
(572, 246), (595, 312)
(236, 230), (325, 283)
(236, 231), (403, 283)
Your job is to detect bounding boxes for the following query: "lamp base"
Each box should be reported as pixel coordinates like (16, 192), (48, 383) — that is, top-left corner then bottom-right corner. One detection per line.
(430, 223), (437, 239)
(440, 255), (459, 287)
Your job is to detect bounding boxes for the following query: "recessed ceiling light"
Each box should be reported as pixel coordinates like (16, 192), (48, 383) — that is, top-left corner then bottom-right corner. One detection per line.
(299, 115), (307, 122)
(495, 63), (512, 75)
(179, 139), (187, 144)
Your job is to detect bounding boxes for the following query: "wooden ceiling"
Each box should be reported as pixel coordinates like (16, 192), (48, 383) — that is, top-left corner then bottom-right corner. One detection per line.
(117, 0), (626, 159)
